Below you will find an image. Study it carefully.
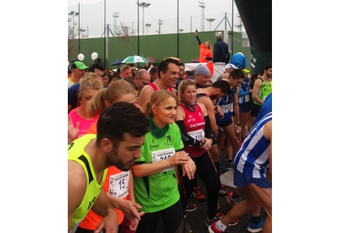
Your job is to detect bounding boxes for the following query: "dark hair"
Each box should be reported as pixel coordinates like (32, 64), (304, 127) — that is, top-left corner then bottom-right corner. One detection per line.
(263, 64), (272, 71)
(229, 69), (245, 80)
(88, 64), (104, 73)
(96, 102), (149, 145)
(212, 80), (230, 95)
(158, 58), (180, 77)
(249, 73), (260, 88)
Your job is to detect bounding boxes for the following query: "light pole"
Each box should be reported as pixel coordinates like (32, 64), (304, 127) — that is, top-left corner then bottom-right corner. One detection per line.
(145, 23), (151, 35)
(206, 18), (215, 31)
(137, 2), (151, 36)
(198, 1), (205, 32)
(157, 19), (163, 34)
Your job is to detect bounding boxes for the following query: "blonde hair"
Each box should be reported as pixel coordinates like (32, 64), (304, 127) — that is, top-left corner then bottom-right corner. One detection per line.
(79, 72), (103, 96)
(143, 90), (178, 118)
(177, 79), (197, 103)
(87, 79), (136, 117)
(205, 40), (212, 51)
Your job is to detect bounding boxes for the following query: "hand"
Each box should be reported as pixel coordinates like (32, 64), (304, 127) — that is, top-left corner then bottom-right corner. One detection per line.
(200, 138), (212, 151)
(117, 199), (144, 221)
(181, 158), (196, 180)
(194, 31), (198, 36)
(94, 208), (118, 233)
(215, 106), (224, 119)
(123, 218), (140, 232)
(170, 151), (191, 166)
(236, 125), (241, 134)
(68, 116), (79, 141)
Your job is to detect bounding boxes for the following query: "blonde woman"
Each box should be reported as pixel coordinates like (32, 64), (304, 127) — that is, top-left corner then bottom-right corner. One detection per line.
(68, 72), (103, 143)
(132, 90), (196, 233)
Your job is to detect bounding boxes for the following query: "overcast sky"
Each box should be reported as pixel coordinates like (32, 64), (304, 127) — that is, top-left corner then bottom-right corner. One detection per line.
(68, 0), (242, 37)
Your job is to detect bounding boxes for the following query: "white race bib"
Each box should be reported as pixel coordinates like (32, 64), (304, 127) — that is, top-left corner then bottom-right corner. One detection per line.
(187, 129), (205, 141)
(109, 171), (129, 199)
(151, 148), (175, 172)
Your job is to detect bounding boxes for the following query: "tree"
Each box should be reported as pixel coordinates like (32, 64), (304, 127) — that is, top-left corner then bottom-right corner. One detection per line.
(115, 22), (135, 55)
(68, 13), (79, 60)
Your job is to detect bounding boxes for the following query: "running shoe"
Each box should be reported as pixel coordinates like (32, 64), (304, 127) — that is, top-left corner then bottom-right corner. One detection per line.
(226, 192), (242, 206)
(191, 186), (206, 201)
(205, 217), (217, 227)
(218, 184), (229, 196)
(226, 160), (233, 170)
(208, 222), (224, 233)
(247, 218), (265, 233)
(219, 161), (228, 174)
(185, 203), (197, 212)
(215, 208), (226, 219)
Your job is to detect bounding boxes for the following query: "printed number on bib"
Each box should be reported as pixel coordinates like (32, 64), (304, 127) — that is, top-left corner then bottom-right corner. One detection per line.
(152, 148), (175, 172)
(187, 129), (205, 141)
(109, 171), (129, 198)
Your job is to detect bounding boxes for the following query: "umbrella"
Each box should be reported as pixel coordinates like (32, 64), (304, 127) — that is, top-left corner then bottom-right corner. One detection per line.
(146, 56), (157, 63)
(122, 55), (148, 64)
(111, 59), (123, 66)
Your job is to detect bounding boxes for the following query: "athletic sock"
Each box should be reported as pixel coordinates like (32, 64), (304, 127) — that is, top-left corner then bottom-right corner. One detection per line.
(215, 220), (227, 231)
(250, 216), (261, 224)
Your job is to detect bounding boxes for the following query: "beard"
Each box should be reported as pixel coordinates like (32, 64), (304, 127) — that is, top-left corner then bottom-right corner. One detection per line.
(106, 146), (134, 171)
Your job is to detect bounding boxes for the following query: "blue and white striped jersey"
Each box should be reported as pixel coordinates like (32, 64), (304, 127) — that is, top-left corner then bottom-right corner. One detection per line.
(234, 112), (272, 179)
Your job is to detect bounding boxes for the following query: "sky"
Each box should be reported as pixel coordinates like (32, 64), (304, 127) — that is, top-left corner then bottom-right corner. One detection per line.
(68, 0), (242, 37)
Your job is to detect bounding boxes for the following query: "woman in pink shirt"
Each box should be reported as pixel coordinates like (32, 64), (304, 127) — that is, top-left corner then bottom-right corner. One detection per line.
(68, 72), (103, 143)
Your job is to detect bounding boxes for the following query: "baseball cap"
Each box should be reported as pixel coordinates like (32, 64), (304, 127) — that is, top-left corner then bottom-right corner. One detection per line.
(195, 64), (210, 75)
(242, 68), (251, 73)
(225, 63), (238, 70)
(71, 61), (88, 70)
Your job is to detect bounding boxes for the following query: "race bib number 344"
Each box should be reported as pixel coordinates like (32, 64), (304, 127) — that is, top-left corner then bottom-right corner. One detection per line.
(152, 148), (175, 172)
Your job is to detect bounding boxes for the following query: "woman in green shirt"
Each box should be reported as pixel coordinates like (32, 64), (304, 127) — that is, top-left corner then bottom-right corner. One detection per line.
(132, 90), (196, 233)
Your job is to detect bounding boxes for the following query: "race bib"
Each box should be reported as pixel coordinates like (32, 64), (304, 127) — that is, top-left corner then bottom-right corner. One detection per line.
(109, 171), (129, 199)
(151, 148), (175, 172)
(187, 129), (205, 141)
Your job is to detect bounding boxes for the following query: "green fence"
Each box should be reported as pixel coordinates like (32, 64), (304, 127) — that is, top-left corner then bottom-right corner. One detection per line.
(68, 31), (251, 70)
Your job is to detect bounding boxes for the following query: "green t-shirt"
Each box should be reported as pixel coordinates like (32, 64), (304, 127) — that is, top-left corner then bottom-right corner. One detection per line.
(133, 123), (184, 213)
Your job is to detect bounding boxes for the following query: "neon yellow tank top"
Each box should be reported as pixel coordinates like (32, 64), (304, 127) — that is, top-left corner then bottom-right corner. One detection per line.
(68, 134), (108, 233)
(253, 79), (272, 106)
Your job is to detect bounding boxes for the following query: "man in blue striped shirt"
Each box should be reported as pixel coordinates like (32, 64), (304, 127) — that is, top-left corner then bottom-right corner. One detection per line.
(209, 112), (272, 233)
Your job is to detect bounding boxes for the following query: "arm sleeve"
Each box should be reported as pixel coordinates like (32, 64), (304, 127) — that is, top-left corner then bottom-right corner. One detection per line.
(238, 87), (251, 97)
(204, 115), (215, 141)
(195, 36), (201, 45)
(175, 120), (201, 147)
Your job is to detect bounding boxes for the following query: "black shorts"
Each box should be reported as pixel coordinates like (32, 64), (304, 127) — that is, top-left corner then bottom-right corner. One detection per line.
(250, 104), (262, 117)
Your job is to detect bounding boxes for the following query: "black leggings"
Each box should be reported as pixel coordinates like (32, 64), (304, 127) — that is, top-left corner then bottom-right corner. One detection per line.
(136, 199), (185, 233)
(179, 152), (221, 219)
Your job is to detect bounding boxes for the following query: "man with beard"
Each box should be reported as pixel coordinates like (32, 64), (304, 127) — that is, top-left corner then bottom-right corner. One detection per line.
(251, 64), (272, 123)
(68, 102), (149, 233)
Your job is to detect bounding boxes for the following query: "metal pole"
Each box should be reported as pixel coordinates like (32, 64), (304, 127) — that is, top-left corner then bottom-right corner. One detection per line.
(78, 3), (80, 53)
(137, 0), (140, 55)
(104, 0), (106, 68)
(177, 0), (179, 58)
(232, 1), (234, 54)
